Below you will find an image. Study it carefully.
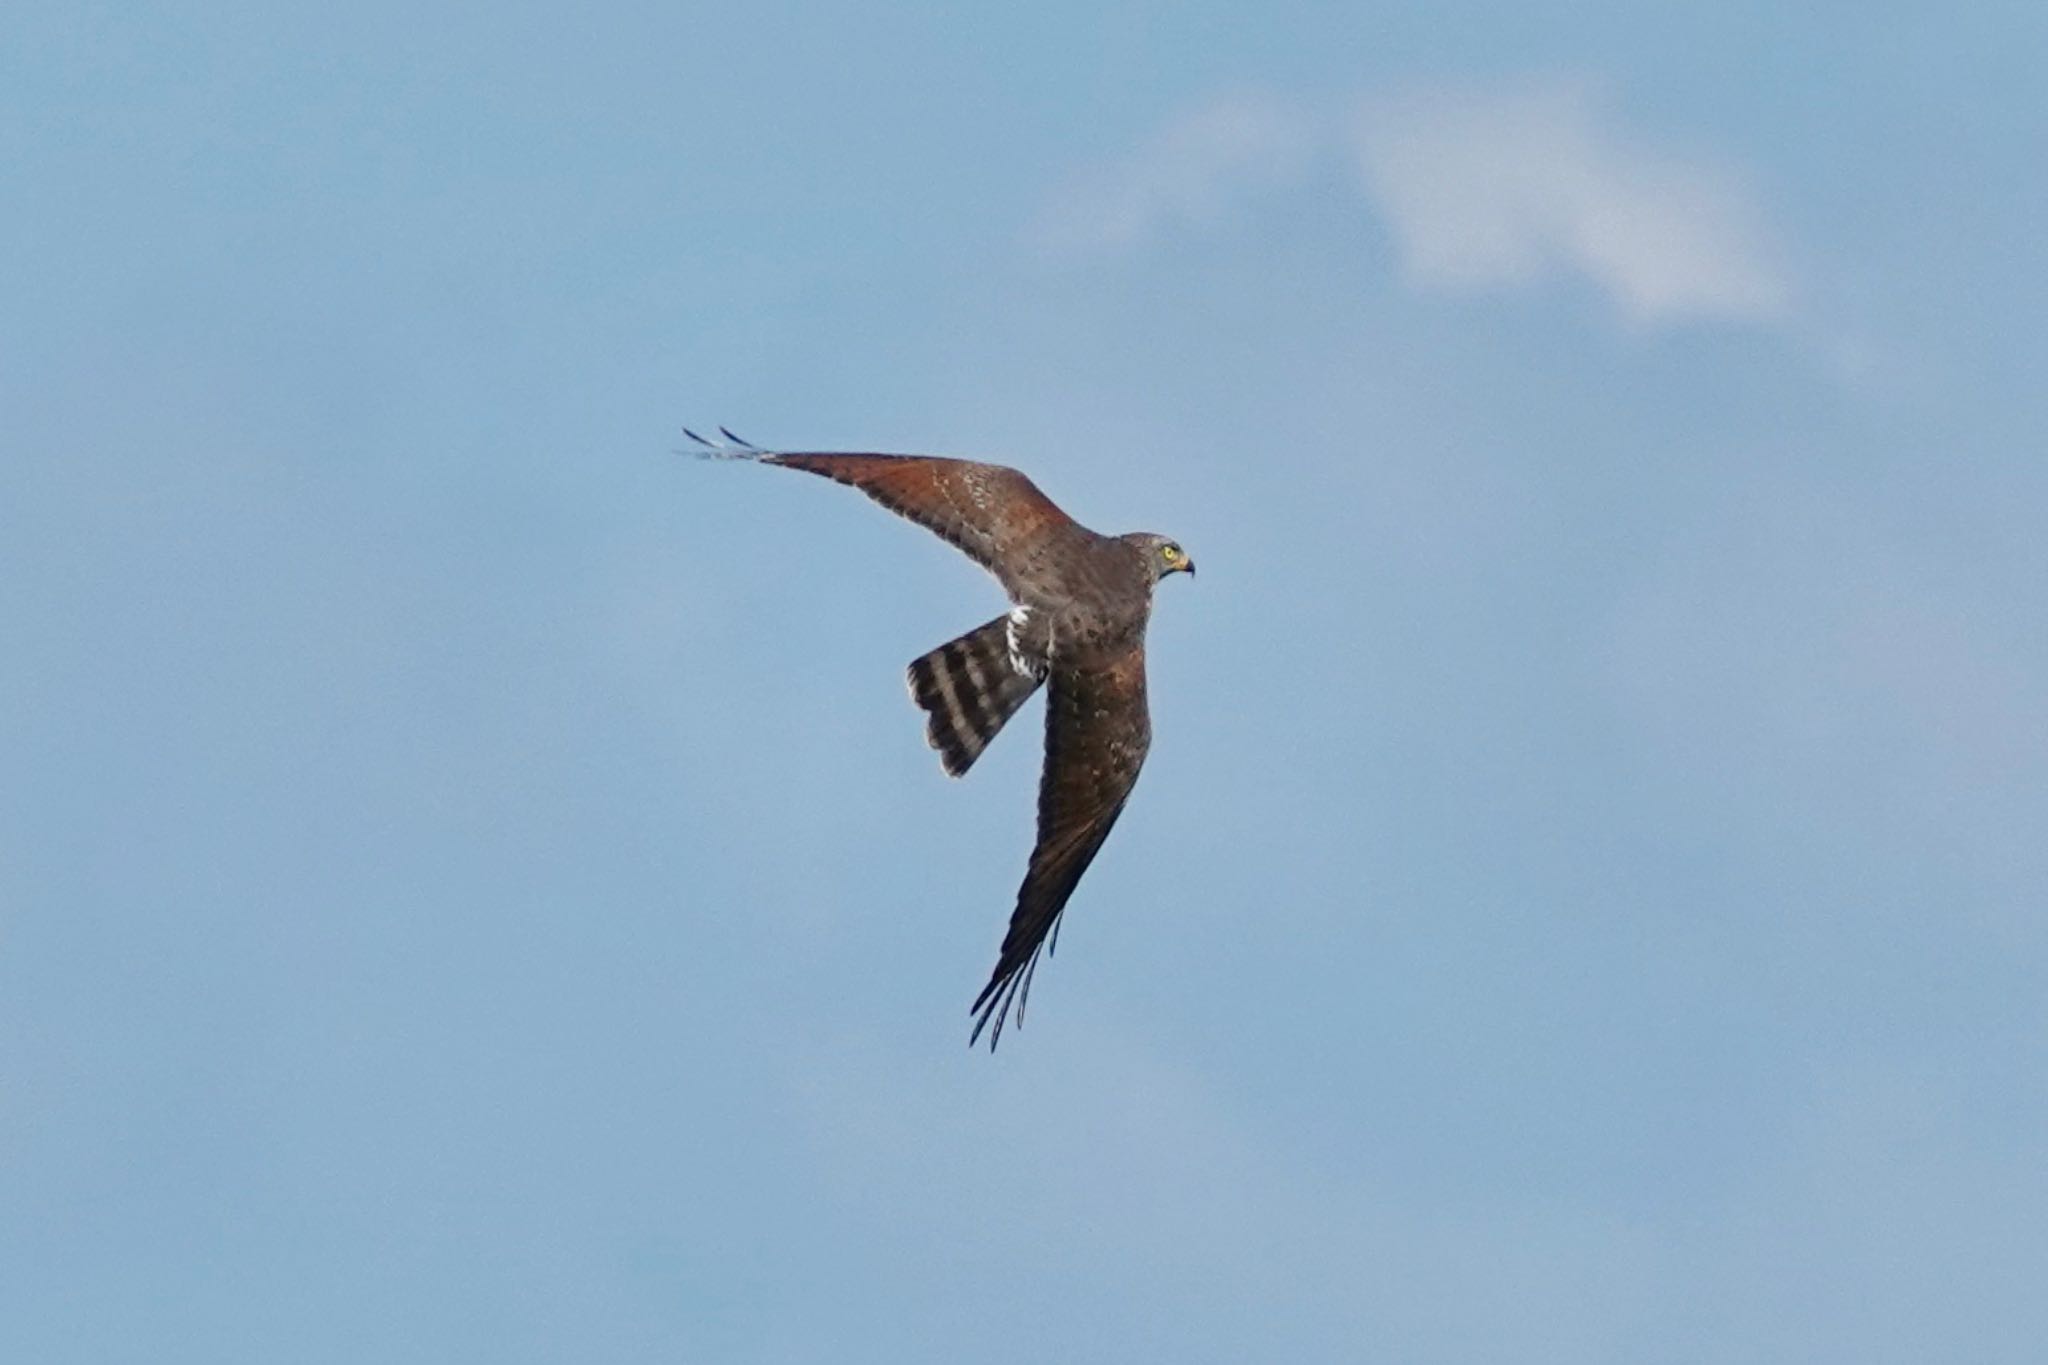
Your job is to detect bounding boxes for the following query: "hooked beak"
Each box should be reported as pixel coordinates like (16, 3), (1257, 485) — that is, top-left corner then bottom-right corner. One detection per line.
(1181, 556), (1196, 579)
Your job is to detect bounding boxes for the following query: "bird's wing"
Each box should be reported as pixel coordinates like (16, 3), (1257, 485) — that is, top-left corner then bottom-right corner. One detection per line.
(693, 434), (1077, 599)
(970, 643), (1151, 1048)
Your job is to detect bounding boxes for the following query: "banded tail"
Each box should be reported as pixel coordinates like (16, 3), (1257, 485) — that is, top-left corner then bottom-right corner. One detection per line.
(906, 616), (1043, 777)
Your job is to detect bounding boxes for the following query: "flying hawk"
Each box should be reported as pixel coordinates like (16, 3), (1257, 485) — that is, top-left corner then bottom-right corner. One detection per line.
(692, 429), (1195, 1048)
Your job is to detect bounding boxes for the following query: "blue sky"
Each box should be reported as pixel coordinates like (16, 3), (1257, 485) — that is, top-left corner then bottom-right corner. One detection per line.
(4, 2), (2046, 1360)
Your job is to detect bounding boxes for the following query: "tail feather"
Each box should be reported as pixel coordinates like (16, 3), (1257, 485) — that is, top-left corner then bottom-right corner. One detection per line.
(906, 616), (1042, 777)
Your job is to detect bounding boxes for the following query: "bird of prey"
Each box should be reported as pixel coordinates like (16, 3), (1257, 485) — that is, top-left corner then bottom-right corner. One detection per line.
(691, 429), (1195, 1048)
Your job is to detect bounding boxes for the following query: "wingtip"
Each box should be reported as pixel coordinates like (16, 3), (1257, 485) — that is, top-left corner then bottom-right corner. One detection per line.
(967, 958), (1034, 1052)
(968, 979), (1004, 1051)
(682, 427), (772, 461)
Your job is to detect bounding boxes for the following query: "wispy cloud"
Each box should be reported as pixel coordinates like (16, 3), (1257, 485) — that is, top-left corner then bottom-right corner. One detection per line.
(1035, 80), (1794, 332)
(1028, 92), (1314, 251)
(1351, 80), (1790, 325)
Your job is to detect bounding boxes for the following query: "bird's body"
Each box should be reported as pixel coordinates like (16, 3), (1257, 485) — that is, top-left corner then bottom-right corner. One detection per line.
(1003, 535), (1160, 675)
(693, 431), (1193, 1047)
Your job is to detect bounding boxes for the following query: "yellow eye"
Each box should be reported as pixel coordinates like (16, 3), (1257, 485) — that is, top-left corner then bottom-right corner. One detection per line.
(1161, 544), (1181, 563)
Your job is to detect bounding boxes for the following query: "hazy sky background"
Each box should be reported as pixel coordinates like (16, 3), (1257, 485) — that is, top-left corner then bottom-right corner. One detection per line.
(5, 3), (2046, 1361)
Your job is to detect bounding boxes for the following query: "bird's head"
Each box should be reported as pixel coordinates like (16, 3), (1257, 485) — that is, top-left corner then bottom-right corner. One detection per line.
(1125, 532), (1196, 582)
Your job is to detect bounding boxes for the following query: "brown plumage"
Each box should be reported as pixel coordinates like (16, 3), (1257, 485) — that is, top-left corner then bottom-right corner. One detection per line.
(692, 430), (1195, 1048)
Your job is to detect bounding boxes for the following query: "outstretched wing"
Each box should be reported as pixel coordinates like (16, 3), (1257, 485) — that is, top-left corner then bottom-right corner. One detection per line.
(691, 431), (1077, 599)
(970, 644), (1151, 1048)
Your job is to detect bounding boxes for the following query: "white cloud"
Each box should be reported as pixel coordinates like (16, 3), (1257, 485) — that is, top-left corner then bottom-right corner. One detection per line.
(1029, 92), (1314, 251)
(1034, 80), (1796, 333)
(1352, 80), (1790, 325)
